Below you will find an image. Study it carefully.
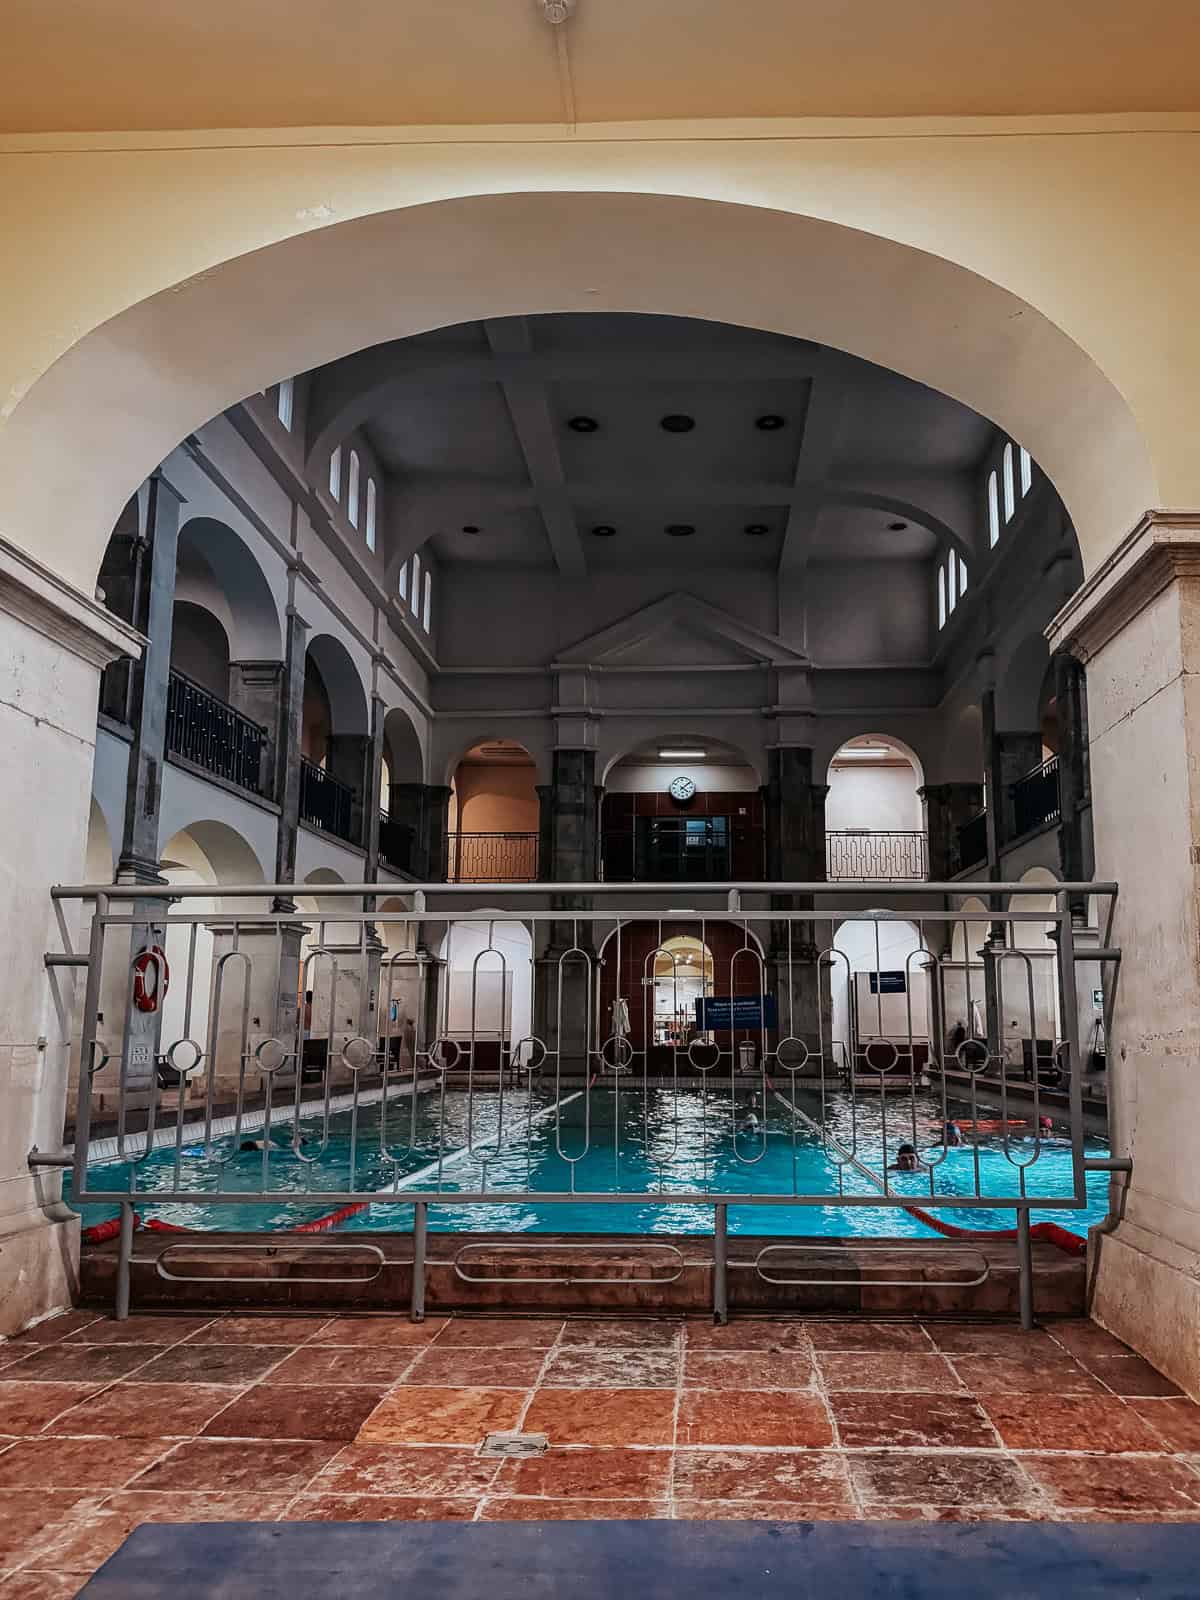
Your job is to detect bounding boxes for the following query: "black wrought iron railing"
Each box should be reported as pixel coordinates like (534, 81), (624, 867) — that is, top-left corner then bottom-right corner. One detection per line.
(825, 830), (929, 881)
(165, 669), (265, 795)
(300, 757), (356, 844)
(957, 808), (989, 870)
(1011, 755), (1061, 838)
(448, 831), (539, 883)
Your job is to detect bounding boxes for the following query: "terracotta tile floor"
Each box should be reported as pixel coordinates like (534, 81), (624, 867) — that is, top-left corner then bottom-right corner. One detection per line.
(0, 1310), (1197, 1594)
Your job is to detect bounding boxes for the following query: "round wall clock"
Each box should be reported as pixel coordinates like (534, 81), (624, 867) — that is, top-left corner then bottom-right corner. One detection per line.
(668, 775), (697, 803)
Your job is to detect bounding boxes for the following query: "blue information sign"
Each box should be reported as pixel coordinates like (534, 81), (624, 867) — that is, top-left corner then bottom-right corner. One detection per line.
(694, 994), (778, 1030)
(867, 971), (907, 995)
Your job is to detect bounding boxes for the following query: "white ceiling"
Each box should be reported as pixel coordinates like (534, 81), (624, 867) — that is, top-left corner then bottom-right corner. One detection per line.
(322, 313), (990, 575)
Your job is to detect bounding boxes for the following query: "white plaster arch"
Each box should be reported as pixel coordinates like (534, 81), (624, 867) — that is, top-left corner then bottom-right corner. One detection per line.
(599, 729), (764, 789)
(305, 633), (370, 739)
(175, 516), (283, 663)
(0, 191), (1157, 595)
(439, 730), (550, 789)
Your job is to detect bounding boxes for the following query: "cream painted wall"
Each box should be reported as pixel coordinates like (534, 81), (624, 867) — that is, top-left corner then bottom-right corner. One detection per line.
(826, 763), (922, 832)
(1, 119), (1196, 598)
(606, 763), (759, 794)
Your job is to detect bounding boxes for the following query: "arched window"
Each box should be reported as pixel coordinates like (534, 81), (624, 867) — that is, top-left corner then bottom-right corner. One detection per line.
(1019, 446), (1033, 497)
(948, 551), (958, 612)
(988, 471), (1000, 547)
(411, 550), (422, 614)
(1002, 442), (1015, 523)
(347, 450), (360, 527)
(937, 565), (947, 629)
(422, 570), (432, 631)
(276, 377), (294, 431)
(398, 559), (409, 602)
(365, 478), (377, 552)
(958, 554), (968, 595)
(328, 446), (341, 501)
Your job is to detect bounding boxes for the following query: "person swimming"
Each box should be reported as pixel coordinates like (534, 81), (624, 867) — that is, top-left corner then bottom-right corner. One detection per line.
(943, 1119), (965, 1147)
(889, 1142), (920, 1172)
(239, 1136), (310, 1152)
(741, 1112), (761, 1134)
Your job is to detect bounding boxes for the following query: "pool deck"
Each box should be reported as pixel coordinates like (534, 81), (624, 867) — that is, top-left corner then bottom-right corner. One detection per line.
(0, 1310), (1197, 1596)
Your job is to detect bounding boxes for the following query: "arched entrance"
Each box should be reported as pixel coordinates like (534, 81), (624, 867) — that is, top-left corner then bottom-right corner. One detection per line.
(599, 920), (765, 1069)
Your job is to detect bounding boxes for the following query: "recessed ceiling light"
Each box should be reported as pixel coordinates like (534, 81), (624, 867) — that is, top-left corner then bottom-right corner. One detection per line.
(461, 524), (481, 534)
(887, 520), (908, 531)
(568, 416), (599, 433)
(659, 748), (706, 759)
(665, 523), (695, 537)
(660, 414), (695, 433)
(744, 523), (769, 536)
(591, 524), (617, 538)
(755, 414), (786, 431)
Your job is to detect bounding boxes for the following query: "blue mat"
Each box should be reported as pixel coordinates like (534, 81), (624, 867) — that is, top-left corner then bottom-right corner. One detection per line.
(80, 1519), (1200, 1597)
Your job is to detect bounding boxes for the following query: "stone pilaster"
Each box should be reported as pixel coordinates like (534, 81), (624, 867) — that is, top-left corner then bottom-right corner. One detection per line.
(1054, 650), (1094, 901)
(388, 783), (451, 881)
(762, 747), (831, 1060)
(0, 533), (143, 1332)
(920, 782), (985, 880)
(1048, 510), (1200, 1397)
(273, 607), (309, 902)
(535, 750), (600, 1077)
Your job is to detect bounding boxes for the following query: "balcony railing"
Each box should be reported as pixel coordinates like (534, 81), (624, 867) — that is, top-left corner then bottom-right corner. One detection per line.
(378, 812), (415, 873)
(825, 830), (928, 881)
(957, 808), (989, 870)
(448, 831), (539, 883)
(1011, 755), (1061, 838)
(300, 757), (356, 844)
(164, 669), (265, 795)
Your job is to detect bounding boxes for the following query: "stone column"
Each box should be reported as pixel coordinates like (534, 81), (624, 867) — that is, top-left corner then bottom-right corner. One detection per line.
(227, 660), (281, 797)
(1054, 650), (1094, 898)
(0, 535), (143, 1333)
(326, 734), (370, 849)
(113, 472), (184, 1100)
(535, 750), (600, 1077)
(1048, 512), (1200, 1396)
(388, 783), (451, 880)
(762, 747), (832, 1064)
(920, 782), (985, 880)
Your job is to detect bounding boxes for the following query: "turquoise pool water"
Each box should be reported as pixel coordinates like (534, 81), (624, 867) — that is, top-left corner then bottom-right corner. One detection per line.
(68, 1084), (1110, 1239)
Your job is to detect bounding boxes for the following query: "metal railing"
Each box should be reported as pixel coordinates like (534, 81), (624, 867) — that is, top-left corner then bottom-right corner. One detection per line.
(1011, 755), (1062, 838)
(448, 831), (538, 882)
(299, 757), (356, 844)
(826, 830), (928, 881)
(957, 808), (989, 870)
(44, 876), (1121, 1327)
(165, 670), (266, 795)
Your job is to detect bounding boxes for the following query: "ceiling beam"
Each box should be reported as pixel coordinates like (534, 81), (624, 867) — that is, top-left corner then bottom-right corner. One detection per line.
(484, 317), (586, 579)
(778, 370), (846, 580)
(304, 341), (818, 475)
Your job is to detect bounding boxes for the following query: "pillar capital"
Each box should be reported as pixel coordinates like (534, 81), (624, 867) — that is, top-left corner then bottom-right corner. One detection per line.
(1047, 509), (1200, 662)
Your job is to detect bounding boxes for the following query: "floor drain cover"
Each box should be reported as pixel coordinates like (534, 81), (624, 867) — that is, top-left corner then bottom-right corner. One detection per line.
(480, 1431), (549, 1459)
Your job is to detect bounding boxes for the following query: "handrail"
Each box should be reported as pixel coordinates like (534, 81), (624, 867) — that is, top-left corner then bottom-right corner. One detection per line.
(51, 877), (1117, 900)
(165, 668), (266, 794)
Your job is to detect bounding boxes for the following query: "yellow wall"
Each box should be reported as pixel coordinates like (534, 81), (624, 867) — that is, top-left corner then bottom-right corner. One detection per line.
(0, 116), (1197, 589)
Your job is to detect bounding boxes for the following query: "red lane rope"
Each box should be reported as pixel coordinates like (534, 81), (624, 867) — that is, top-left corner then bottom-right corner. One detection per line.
(901, 1201), (1086, 1256)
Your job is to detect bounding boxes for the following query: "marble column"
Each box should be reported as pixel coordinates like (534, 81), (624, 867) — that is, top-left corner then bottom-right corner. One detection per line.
(762, 747), (832, 1063)
(0, 534), (143, 1333)
(920, 782), (986, 880)
(1048, 511), (1200, 1397)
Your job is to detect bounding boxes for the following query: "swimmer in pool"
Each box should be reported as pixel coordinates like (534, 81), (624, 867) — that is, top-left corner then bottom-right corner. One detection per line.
(239, 1137), (310, 1153)
(741, 1112), (761, 1134)
(943, 1119), (966, 1147)
(889, 1142), (920, 1172)
(1038, 1115), (1054, 1137)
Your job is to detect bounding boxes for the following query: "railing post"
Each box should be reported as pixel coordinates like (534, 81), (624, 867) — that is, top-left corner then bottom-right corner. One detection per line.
(1016, 1207), (1034, 1331)
(115, 1200), (135, 1321)
(411, 1200), (427, 1323)
(713, 1202), (729, 1325)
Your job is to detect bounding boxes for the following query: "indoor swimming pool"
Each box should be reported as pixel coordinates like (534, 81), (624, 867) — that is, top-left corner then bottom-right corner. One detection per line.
(67, 1082), (1111, 1240)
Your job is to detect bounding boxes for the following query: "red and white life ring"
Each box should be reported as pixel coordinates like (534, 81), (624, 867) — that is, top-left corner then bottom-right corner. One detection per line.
(132, 945), (170, 1013)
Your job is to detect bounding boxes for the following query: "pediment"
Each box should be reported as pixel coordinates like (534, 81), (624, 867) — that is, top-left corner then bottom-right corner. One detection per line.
(554, 592), (808, 670)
